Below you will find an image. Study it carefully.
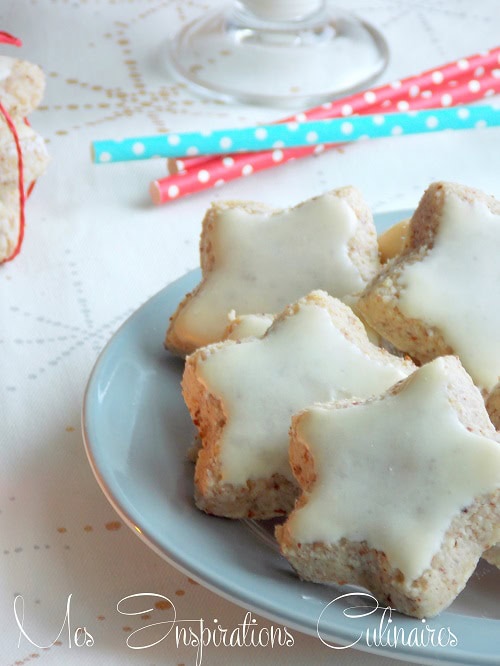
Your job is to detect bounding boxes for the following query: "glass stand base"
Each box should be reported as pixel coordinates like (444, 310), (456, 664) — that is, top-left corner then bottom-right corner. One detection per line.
(168, 2), (389, 108)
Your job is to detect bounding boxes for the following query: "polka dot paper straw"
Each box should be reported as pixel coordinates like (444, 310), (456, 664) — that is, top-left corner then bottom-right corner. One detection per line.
(153, 68), (500, 203)
(93, 105), (500, 165)
(151, 144), (327, 203)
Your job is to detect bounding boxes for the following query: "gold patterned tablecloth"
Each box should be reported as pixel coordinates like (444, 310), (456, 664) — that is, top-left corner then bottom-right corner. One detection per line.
(1, 1), (499, 664)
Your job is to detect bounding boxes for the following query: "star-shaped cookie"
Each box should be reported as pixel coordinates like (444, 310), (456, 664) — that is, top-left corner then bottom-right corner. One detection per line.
(276, 356), (500, 618)
(182, 291), (414, 519)
(167, 186), (380, 356)
(357, 182), (500, 393)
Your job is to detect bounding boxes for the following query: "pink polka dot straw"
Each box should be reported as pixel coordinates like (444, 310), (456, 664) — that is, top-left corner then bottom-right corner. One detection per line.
(148, 46), (500, 203)
(151, 46), (500, 203)
(163, 46), (500, 171)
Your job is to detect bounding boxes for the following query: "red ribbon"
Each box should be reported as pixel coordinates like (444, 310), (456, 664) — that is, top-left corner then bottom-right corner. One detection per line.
(0, 31), (25, 263)
(0, 31), (22, 47)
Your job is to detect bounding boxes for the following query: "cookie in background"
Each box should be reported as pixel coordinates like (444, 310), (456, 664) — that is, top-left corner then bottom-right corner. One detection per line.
(0, 52), (49, 263)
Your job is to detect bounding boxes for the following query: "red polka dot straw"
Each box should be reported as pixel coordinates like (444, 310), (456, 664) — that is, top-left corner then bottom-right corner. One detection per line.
(152, 46), (500, 204)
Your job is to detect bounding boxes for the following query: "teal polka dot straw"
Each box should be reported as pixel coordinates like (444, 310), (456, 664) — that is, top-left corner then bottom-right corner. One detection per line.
(92, 105), (500, 164)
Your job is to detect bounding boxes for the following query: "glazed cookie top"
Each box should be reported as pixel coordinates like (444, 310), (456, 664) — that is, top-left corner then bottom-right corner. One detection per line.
(288, 357), (500, 582)
(193, 291), (414, 485)
(168, 187), (379, 353)
(398, 191), (500, 391)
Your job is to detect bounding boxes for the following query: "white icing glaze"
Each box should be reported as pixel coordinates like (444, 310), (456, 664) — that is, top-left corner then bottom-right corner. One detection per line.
(398, 194), (500, 391)
(199, 296), (412, 484)
(243, 0), (323, 22)
(225, 313), (274, 340)
(174, 193), (372, 348)
(288, 358), (500, 582)
(0, 56), (13, 82)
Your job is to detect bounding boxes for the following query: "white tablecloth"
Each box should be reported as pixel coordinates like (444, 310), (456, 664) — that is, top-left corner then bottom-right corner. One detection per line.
(1, 0), (499, 663)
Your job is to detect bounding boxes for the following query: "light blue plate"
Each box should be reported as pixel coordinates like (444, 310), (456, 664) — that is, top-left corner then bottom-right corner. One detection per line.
(83, 210), (500, 665)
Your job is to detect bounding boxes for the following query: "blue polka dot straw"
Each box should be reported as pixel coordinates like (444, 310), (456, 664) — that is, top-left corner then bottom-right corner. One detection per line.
(92, 105), (500, 164)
